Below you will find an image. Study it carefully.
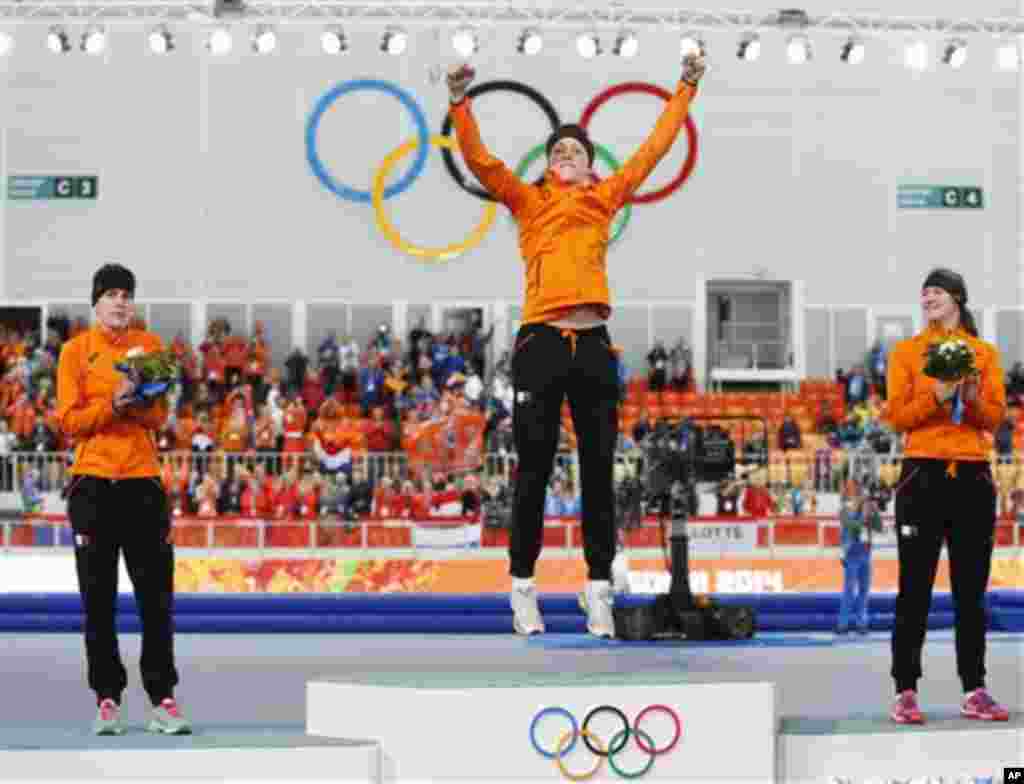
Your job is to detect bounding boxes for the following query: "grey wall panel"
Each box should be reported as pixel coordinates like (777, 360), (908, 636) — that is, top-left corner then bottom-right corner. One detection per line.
(146, 303), (191, 347)
(835, 309), (869, 374)
(805, 308), (830, 380)
(307, 303), (348, 359)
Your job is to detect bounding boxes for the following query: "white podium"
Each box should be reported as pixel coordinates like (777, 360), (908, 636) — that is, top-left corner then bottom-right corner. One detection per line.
(307, 672), (776, 783)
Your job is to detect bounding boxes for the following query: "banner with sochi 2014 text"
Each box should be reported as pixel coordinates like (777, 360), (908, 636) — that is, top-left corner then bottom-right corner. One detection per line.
(3, 553), (1024, 594)
(167, 554), (1024, 593)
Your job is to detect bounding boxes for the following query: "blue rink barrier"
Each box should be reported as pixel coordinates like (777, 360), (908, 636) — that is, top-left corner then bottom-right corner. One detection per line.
(0, 591), (1021, 634)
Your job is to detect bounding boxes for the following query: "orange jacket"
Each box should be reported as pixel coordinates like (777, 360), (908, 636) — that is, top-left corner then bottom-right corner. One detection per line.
(883, 324), (1006, 461)
(450, 81), (697, 325)
(56, 325), (169, 478)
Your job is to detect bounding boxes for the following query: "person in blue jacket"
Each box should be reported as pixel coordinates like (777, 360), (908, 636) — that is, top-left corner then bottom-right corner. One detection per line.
(836, 478), (881, 635)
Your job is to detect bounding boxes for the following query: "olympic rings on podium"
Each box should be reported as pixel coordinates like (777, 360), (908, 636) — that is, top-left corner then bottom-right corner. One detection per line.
(555, 729), (605, 781)
(579, 82), (699, 205)
(306, 79), (430, 204)
(513, 143), (632, 246)
(440, 80), (562, 203)
(530, 704), (682, 781)
(373, 134), (498, 262)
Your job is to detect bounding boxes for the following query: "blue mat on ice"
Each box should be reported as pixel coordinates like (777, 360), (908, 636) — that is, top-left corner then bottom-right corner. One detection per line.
(0, 590), (1022, 633)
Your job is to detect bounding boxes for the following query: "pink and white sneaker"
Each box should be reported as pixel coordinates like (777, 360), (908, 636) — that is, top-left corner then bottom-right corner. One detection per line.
(961, 688), (1009, 721)
(890, 690), (925, 725)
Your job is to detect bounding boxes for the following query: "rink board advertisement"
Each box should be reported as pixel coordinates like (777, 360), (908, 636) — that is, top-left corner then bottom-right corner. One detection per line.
(2, 552), (1024, 593)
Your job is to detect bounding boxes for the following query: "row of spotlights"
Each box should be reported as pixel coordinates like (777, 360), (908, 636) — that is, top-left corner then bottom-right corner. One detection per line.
(2, 26), (1019, 70)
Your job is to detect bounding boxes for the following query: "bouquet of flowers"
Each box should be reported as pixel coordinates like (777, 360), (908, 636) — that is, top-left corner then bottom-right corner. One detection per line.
(922, 338), (977, 382)
(922, 338), (977, 424)
(115, 348), (179, 404)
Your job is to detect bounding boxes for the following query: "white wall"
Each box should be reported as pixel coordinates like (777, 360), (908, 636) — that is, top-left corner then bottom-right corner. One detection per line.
(0, 22), (1018, 311)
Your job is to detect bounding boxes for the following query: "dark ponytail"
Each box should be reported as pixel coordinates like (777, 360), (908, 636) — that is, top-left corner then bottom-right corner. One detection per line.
(958, 305), (979, 338)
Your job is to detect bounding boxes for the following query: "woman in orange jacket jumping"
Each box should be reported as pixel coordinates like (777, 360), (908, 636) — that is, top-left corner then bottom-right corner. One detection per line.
(56, 264), (191, 736)
(884, 267), (1009, 724)
(448, 53), (705, 637)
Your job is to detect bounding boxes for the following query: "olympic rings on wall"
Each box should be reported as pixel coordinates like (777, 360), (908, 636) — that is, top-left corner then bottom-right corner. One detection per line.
(306, 77), (701, 263)
(373, 134), (498, 262)
(513, 143), (632, 246)
(579, 82), (699, 205)
(440, 80), (562, 203)
(530, 704), (683, 780)
(306, 79), (430, 204)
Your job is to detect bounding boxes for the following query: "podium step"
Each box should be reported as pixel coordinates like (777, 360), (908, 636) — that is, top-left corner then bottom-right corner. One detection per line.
(1, 724), (379, 781)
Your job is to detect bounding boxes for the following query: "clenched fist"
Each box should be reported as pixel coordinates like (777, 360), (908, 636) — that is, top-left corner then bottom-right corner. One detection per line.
(681, 52), (707, 87)
(447, 62), (476, 104)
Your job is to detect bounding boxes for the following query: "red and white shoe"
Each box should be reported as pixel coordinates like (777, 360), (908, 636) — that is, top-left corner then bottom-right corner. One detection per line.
(890, 690), (925, 725)
(961, 688), (1009, 721)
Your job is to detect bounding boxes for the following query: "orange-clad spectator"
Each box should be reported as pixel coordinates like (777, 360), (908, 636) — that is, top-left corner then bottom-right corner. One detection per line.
(394, 480), (415, 519)
(252, 404), (278, 472)
(373, 477), (398, 519)
(219, 401), (250, 454)
(266, 473), (305, 547)
(281, 398), (308, 472)
(365, 406), (397, 454)
(247, 326), (269, 390)
(9, 391), (35, 442)
(312, 399), (365, 478)
(175, 405), (198, 451)
(301, 368), (325, 417)
(0, 371), (20, 413)
(239, 470), (264, 518)
(741, 480), (774, 518)
(225, 384), (255, 421)
(196, 473), (219, 519)
(410, 480), (432, 520)
(203, 343), (226, 392)
(222, 333), (248, 386)
(296, 476), (320, 522)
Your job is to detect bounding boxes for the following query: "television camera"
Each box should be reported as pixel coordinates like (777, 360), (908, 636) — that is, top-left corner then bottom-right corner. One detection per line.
(611, 415), (760, 642)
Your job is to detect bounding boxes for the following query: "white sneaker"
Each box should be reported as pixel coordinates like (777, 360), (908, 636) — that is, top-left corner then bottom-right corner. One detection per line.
(510, 579), (545, 635)
(583, 580), (615, 639)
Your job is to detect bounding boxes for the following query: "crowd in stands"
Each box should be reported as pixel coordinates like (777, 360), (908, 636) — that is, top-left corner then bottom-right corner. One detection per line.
(3, 312), (1024, 530)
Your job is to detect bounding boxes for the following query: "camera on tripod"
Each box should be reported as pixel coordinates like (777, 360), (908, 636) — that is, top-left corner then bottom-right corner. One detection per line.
(611, 415), (759, 642)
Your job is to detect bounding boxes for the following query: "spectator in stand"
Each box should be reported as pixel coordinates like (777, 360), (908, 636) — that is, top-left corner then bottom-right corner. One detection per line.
(311, 399), (363, 481)
(349, 464), (374, 519)
(778, 415), (802, 452)
(669, 337), (692, 391)
(221, 330), (248, 389)
(461, 474), (482, 519)
(359, 351), (386, 417)
(837, 415), (864, 449)
(281, 397), (308, 472)
(647, 340), (669, 391)
(813, 444), (834, 492)
(20, 466), (44, 513)
(816, 400), (838, 437)
(252, 404), (279, 474)
(408, 317), (432, 370)
(365, 406), (397, 456)
(317, 330), (340, 396)
(559, 480), (580, 517)
(373, 476), (398, 519)
(195, 472), (219, 519)
(300, 367), (325, 418)
(845, 364), (869, 407)
(836, 479), (880, 636)
(0, 419), (15, 491)
(218, 400), (251, 469)
(202, 341), (226, 402)
(338, 336), (360, 403)
(544, 478), (566, 518)
(264, 369), (286, 419)
(217, 470), (245, 516)
(995, 415), (1014, 461)
(190, 412), (216, 477)
(283, 347), (309, 398)
(741, 477), (773, 518)
(867, 340), (889, 400)
(246, 322), (269, 403)
(1005, 361), (1024, 407)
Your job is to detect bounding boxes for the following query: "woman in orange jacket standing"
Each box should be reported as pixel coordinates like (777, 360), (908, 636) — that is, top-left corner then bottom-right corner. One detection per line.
(448, 54), (705, 637)
(56, 264), (191, 736)
(884, 268), (1009, 724)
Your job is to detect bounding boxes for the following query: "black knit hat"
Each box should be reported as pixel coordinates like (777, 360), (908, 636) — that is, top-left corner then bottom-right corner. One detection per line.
(545, 124), (595, 167)
(922, 267), (967, 306)
(91, 263), (136, 306)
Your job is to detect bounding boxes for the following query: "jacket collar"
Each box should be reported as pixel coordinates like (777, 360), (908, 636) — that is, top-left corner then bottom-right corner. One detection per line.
(921, 321), (969, 342)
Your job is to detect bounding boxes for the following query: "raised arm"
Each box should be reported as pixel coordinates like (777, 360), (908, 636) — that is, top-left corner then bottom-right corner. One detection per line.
(447, 65), (530, 214)
(601, 54), (705, 209)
